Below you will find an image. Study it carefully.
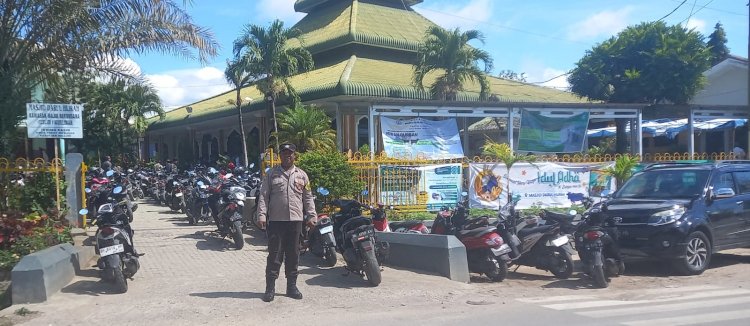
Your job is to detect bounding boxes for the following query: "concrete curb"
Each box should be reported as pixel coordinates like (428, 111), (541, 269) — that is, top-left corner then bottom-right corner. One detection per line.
(11, 243), (77, 304)
(375, 232), (470, 283)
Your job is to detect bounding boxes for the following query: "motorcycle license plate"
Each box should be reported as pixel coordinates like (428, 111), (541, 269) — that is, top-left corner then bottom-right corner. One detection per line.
(552, 235), (569, 247)
(319, 225), (333, 234)
(175, 193), (183, 197)
(354, 228), (374, 241)
(99, 244), (124, 257)
(491, 244), (511, 256)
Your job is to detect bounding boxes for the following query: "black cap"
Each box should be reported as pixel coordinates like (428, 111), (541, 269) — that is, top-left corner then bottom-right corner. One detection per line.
(280, 143), (296, 152)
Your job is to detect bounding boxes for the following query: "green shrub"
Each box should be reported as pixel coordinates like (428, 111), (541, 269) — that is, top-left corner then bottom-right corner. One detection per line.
(296, 150), (363, 199)
(3, 172), (64, 215)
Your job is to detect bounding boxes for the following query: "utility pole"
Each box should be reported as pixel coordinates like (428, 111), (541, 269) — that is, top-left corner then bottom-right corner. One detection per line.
(747, 1), (749, 152)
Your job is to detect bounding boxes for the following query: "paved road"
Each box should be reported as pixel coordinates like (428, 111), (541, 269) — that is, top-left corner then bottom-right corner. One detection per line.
(4, 200), (750, 325)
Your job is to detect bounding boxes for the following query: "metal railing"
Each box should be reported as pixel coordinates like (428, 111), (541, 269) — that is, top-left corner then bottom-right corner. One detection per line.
(0, 158), (66, 214)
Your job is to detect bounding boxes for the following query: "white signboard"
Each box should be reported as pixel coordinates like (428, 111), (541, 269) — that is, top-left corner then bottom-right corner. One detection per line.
(468, 162), (614, 209)
(380, 117), (464, 159)
(26, 103), (83, 139)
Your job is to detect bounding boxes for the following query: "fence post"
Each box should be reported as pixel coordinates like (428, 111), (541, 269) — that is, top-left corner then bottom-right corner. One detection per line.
(64, 153), (84, 227)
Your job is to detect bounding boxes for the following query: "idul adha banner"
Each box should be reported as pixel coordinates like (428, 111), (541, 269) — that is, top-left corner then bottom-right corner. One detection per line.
(469, 162), (613, 210)
(380, 117), (464, 159)
(379, 163), (463, 211)
(517, 110), (589, 153)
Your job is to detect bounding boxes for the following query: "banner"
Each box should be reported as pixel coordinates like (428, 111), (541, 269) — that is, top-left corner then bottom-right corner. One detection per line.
(380, 163), (462, 211)
(469, 162), (614, 209)
(26, 103), (84, 139)
(380, 117), (463, 159)
(517, 110), (589, 153)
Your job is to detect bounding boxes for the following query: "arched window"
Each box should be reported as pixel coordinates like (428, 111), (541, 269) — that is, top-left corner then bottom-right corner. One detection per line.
(357, 117), (368, 151)
(226, 130), (242, 163)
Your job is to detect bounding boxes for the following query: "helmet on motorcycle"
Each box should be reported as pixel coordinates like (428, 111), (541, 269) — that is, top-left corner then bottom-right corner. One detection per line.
(227, 162), (235, 170)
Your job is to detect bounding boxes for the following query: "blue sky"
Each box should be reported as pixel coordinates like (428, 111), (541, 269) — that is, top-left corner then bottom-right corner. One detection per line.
(127, 0), (749, 108)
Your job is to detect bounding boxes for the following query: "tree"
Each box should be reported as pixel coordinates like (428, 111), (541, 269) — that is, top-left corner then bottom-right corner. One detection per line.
(481, 139), (535, 201)
(0, 0), (218, 156)
(224, 59), (254, 166)
(413, 26), (493, 101)
(274, 104), (336, 153)
(497, 70), (527, 82)
(232, 19), (314, 144)
(707, 22), (730, 66)
(568, 21), (711, 153)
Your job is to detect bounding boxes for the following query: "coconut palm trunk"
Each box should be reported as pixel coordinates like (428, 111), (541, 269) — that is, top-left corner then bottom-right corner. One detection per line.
(236, 89), (249, 166)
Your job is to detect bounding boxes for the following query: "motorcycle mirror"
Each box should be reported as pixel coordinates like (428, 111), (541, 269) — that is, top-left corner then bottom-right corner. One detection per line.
(361, 189), (369, 196)
(106, 170), (115, 177)
(249, 163), (255, 169)
(461, 191), (468, 197)
(264, 167), (271, 173)
(113, 186), (123, 194)
(78, 208), (88, 215)
(85, 188), (91, 193)
(317, 187), (330, 196)
(197, 181), (204, 186)
(569, 209), (578, 216)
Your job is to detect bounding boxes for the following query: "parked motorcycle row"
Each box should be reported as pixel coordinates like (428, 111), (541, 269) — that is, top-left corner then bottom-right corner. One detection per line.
(78, 163), (624, 292)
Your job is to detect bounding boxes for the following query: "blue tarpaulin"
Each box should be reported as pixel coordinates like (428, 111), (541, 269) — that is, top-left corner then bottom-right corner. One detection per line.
(587, 119), (747, 139)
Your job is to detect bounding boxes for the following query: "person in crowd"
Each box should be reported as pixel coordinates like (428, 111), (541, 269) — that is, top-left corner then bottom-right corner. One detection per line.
(101, 155), (113, 171)
(257, 143), (317, 302)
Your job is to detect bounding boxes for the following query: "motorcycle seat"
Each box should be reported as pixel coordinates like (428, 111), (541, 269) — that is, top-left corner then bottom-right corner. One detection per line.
(458, 226), (497, 238)
(389, 221), (423, 229)
(517, 225), (555, 239)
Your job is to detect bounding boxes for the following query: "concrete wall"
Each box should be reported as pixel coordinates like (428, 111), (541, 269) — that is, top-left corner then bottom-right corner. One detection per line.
(375, 232), (469, 283)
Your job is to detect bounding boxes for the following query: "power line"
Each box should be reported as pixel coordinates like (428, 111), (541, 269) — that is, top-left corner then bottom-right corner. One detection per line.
(658, 0), (688, 21)
(414, 7), (589, 45)
(667, 0), (748, 16)
(679, 0), (716, 25)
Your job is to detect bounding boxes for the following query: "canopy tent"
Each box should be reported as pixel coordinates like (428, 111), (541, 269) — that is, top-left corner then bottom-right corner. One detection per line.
(587, 118), (747, 139)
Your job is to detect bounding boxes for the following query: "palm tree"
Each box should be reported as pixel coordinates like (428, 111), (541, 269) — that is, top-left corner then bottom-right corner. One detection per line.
(413, 26), (493, 101)
(232, 19), (314, 143)
(482, 139), (535, 202)
(224, 59), (254, 166)
(274, 105), (336, 153)
(0, 0), (218, 155)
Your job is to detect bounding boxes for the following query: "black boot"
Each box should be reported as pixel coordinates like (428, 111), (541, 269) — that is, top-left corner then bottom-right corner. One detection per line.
(262, 278), (275, 302)
(286, 277), (302, 300)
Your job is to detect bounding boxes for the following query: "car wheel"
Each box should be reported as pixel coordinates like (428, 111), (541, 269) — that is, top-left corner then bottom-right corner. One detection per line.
(672, 231), (711, 275)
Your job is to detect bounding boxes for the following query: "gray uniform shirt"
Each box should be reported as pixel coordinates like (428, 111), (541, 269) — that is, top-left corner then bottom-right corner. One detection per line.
(257, 165), (316, 223)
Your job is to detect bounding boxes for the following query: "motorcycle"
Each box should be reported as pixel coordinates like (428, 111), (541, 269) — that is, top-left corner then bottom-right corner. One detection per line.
(496, 196), (575, 279)
(431, 192), (509, 282)
(381, 204), (428, 234)
(213, 173), (246, 249)
(78, 185), (140, 293)
(329, 195), (383, 286)
(574, 190), (625, 288)
(301, 208), (338, 267)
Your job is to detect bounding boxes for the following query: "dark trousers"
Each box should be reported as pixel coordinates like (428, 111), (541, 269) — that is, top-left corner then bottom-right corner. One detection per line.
(266, 221), (303, 280)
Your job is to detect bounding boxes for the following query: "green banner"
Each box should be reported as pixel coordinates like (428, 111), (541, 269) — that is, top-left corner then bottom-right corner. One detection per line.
(518, 110), (590, 153)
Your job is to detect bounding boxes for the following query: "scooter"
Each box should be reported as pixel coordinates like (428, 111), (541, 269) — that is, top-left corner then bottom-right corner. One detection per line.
(574, 190), (625, 288)
(79, 185), (140, 293)
(329, 195), (384, 286)
(496, 193), (575, 279)
(431, 192), (510, 282)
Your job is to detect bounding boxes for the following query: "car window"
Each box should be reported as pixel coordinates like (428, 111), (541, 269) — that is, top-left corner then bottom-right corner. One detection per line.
(617, 169), (709, 199)
(733, 171), (750, 194)
(711, 173), (736, 192)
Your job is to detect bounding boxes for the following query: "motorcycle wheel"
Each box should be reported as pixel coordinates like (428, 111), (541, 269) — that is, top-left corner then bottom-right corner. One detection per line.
(113, 267), (128, 293)
(364, 250), (382, 286)
(550, 247), (574, 279)
(232, 219), (244, 250)
(592, 265), (608, 288)
(485, 258), (508, 282)
(324, 249), (337, 267)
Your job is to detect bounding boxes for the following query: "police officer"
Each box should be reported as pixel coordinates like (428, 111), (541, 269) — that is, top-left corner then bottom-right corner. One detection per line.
(257, 143), (316, 302)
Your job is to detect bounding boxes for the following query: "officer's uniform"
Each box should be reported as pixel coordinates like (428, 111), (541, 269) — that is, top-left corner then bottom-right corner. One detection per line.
(257, 143), (316, 300)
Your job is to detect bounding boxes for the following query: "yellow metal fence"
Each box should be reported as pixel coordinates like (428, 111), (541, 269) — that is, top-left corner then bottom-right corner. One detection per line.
(263, 151), (744, 211)
(0, 158), (66, 214)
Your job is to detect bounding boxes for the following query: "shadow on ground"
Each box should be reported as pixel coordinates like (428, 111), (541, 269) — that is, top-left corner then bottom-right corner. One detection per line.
(243, 227), (267, 248)
(189, 291), (265, 300)
(301, 256), (376, 289)
(161, 217), (191, 227)
(61, 279), (121, 296)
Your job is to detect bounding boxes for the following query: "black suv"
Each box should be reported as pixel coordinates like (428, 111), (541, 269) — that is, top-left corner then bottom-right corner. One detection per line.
(602, 161), (750, 275)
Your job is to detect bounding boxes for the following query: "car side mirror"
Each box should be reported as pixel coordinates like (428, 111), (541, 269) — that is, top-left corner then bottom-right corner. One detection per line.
(712, 187), (735, 199)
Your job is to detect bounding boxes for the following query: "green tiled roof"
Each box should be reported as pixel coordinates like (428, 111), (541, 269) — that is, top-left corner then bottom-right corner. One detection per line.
(288, 0), (436, 53)
(295, 0), (422, 13)
(148, 56), (589, 130)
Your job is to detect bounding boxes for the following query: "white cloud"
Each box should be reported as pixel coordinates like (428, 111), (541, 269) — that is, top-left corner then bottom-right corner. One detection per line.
(414, 0), (493, 31)
(686, 18), (706, 34)
(144, 67), (232, 108)
(521, 60), (571, 90)
(567, 7), (634, 41)
(255, 0), (305, 25)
